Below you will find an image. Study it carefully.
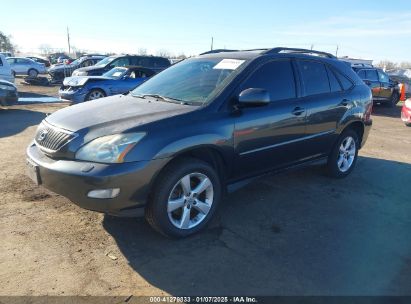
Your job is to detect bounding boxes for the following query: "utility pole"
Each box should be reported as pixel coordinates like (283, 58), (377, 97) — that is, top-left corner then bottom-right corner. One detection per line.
(67, 27), (71, 55)
(310, 44), (314, 50)
(336, 45), (339, 57)
(211, 37), (214, 51)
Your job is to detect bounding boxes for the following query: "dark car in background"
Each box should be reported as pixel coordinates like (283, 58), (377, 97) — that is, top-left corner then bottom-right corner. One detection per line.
(48, 55), (107, 82)
(59, 66), (155, 103)
(0, 79), (18, 106)
(27, 56), (51, 67)
(353, 66), (400, 107)
(72, 55), (170, 76)
(26, 48), (372, 237)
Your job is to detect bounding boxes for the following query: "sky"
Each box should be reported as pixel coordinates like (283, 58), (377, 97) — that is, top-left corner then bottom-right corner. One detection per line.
(1, 0), (411, 62)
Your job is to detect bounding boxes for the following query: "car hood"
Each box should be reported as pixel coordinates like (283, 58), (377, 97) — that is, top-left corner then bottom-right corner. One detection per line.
(63, 76), (113, 86)
(0, 79), (17, 89)
(45, 94), (197, 140)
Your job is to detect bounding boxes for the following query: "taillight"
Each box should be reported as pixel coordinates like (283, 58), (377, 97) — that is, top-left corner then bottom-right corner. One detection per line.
(405, 99), (411, 109)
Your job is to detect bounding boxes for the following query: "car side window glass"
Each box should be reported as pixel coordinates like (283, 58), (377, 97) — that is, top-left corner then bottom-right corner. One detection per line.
(366, 70), (379, 81)
(378, 71), (389, 83)
(357, 70), (366, 79)
(298, 60), (330, 96)
(0, 58), (2, 66)
(326, 67), (342, 92)
(112, 58), (129, 68)
(241, 60), (296, 102)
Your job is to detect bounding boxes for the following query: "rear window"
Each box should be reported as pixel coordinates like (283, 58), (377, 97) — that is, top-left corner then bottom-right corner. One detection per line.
(366, 70), (379, 81)
(298, 60), (330, 96)
(241, 60), (296, 102)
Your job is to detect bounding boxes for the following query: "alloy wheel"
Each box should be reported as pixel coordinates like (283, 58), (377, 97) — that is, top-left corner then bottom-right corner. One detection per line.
(167, 172), (214, 230)
(88, 90), (105, 100)
(337, 136), (356, 172)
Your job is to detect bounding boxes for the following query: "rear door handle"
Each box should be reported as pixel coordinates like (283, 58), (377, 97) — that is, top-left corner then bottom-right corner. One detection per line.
(292, 107), (305, 116)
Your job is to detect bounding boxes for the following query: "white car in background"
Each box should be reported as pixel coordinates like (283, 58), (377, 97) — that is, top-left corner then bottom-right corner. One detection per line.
(0, 54), (15, 83)
(6, 57), (47, 77)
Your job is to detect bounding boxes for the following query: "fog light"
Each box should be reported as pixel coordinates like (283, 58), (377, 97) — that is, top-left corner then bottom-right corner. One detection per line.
(87, 188), (120, 199)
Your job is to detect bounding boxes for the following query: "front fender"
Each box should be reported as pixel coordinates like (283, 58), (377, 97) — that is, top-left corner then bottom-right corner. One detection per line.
(153, 133), (233, 160)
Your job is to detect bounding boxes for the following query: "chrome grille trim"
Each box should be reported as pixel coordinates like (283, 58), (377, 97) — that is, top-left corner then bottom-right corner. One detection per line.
(34, 121), (78, 153)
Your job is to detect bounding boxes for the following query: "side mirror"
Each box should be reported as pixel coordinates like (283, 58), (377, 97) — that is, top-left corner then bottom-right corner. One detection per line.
(238, 88), (270, 106)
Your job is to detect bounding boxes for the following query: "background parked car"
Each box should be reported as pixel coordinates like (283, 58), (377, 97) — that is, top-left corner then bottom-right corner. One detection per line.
(59, 66), (155, 103)
(0, 51), (13, 58)
(27, 56), (51, 67)
(353, 66), (400, 107)
(72, 55), (170, 76)
(0, 79), (18, 106)
(6, 57), (47, 77)
(0, 54), (14, 83)
(48, 55), (106, 82)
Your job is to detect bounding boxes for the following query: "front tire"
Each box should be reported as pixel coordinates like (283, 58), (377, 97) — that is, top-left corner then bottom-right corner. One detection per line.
(145, 158), (221, 238)
(85, 89), (106, 101)
(327, 129), (359, 178)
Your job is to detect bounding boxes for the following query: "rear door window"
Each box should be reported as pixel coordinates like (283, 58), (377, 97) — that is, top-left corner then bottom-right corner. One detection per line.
(0, 58), (3, 66)
(241, 60), (296, 102)
(357, 70), (366, 79)
(298, 60), (330, 96)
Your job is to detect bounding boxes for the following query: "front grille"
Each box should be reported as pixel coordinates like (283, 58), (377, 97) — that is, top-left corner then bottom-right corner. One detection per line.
(35, 122), (76, 152)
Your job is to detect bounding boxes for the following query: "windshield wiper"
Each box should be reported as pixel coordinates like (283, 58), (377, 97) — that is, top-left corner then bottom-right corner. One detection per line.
(135, 94), (190, 105)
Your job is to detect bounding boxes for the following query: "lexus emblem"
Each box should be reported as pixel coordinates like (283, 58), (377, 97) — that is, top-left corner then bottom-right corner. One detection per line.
(38, 130), (48, 141)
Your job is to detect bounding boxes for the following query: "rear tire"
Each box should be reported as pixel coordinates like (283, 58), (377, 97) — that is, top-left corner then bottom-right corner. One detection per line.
(327, 129), (359, 178)
(145, 158), (221, 238)
(28, 69), (38, 78)
(388, 91), (400, 107)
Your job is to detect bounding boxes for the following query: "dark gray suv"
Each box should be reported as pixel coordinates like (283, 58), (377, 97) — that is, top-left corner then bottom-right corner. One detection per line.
(26, 48), (373, 237)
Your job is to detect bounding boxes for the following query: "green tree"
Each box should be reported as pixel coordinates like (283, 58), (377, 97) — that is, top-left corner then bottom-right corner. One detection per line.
(0, 31), (15, 53)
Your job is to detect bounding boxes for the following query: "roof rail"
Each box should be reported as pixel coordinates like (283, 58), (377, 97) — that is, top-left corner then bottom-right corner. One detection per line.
(200, 49), (239, 55)
(264, 47), (336, 59)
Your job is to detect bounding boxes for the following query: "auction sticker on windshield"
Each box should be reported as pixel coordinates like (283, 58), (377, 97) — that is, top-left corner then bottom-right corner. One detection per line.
(213, 59), (245, 70)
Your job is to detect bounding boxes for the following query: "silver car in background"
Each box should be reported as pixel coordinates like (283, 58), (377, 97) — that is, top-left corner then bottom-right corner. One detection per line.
(6, 57), (47, 77)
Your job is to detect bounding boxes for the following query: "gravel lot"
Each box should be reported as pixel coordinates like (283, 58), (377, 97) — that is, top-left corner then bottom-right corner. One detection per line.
(0, 81), (410, 296)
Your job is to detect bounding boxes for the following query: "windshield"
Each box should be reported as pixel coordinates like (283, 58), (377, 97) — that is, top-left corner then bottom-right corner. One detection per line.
(94, 56), (115, 67)
(70, 58), (83, 66)
(131, 58), (246, 105)
(103, 67), (127, 79)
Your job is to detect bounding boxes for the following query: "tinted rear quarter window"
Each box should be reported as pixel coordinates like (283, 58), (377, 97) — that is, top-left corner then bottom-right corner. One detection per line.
(334, 69), (354, 91)
(326, 67), (342, 92)
(0, 58), (2, 66)
(298, 60), (330, 96)
(241, 60), (296, 102)
(366, 69), (379, 81)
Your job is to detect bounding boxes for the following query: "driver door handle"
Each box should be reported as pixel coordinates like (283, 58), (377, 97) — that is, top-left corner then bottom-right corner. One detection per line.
(292, 107), (305, 116)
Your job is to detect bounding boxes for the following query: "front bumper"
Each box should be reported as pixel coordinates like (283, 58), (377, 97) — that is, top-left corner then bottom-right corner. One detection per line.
(26, 143), (169, 217)
(0, 90), (18, 106)
(59, 87), (87, 103)
(401, 106), (411, 124)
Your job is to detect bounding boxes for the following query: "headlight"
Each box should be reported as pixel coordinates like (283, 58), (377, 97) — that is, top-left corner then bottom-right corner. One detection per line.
(0, 84), (16, 91)
(76, 133), (146, 163)
(65, 78), (88, 87)
(73, 71), (87, 76)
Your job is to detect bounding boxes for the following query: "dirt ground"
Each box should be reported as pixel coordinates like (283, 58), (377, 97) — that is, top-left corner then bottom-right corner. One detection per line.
(0, 82), (410, 297)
